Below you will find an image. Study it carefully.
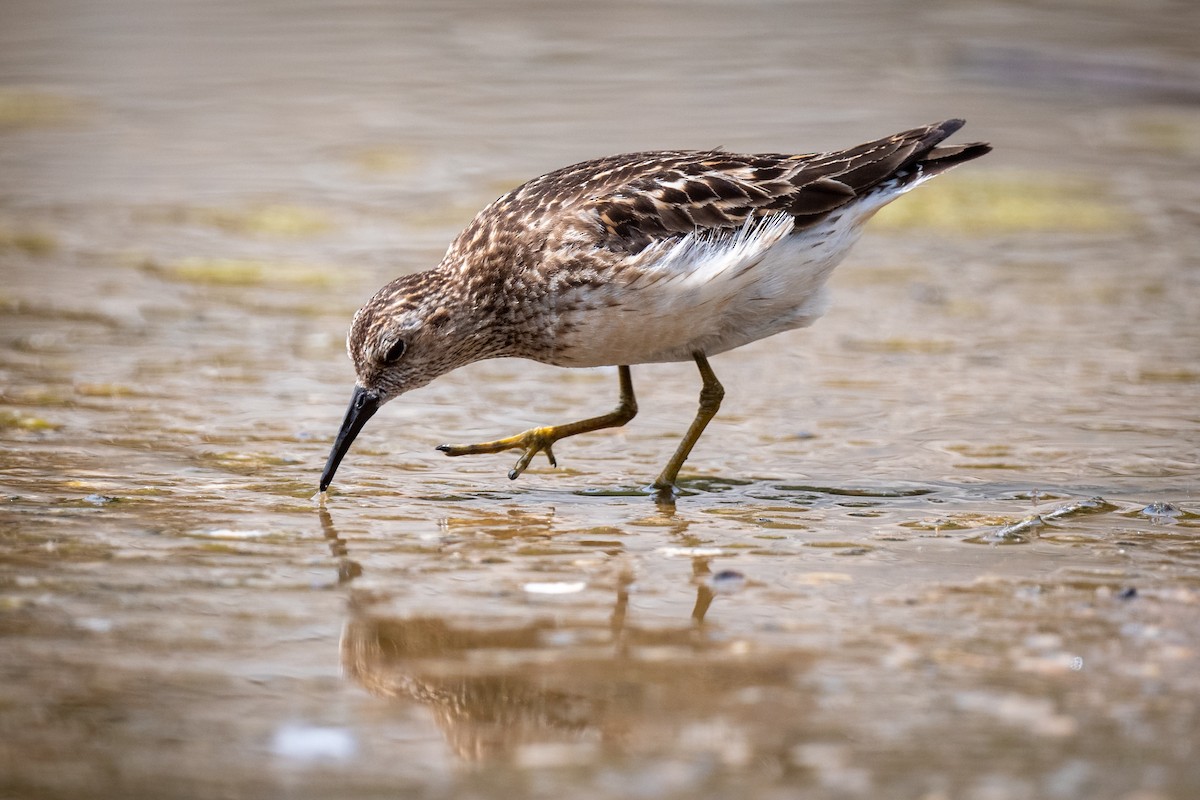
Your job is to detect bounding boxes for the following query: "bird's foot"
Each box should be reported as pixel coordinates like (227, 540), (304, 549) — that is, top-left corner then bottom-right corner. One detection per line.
(649, 480), (679, 507)
(437, 426), (563, 480)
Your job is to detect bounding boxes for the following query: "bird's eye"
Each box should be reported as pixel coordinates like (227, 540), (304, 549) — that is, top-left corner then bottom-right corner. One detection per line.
(382, 339), (407, 364)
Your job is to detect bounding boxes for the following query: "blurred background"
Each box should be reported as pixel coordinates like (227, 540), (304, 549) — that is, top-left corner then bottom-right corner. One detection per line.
(2, 1), (1199, 798)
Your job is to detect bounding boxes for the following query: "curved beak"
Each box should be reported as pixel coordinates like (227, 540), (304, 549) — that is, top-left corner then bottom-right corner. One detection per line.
(319, 386), (380, 492)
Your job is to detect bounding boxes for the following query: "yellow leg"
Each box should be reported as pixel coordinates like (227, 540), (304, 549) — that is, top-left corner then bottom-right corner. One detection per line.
(437, 365), (638, 480)
(651, 352), (724, 496)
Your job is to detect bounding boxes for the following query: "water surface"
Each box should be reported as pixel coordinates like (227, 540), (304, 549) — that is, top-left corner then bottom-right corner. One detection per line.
(2, 1), (1199, 798)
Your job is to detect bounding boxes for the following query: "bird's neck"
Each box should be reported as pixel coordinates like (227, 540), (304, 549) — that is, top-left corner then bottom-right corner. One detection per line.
(430, 262), (552, 363)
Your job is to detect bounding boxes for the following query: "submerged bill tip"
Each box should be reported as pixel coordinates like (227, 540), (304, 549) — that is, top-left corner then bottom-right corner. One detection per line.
(319, 386), (380, 492)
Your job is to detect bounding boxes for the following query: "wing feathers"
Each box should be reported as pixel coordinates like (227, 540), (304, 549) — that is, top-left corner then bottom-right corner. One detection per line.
(443, 121), (989, 264)
(582, 121), (987, 252)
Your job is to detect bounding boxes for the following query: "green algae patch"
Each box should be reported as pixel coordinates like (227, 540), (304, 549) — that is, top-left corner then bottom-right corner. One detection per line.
(842, 337), (957, 355)
(158, 204), (335, 237)
(350, 145), (420, 175)
(0, 387), (72, 407)
(145, 257), (349, 288)
(198, 204), (334, 237)
(0, 410), (61, 431)
(0, 226), (58, 257)
(75, 383), (137, 398)
(1138, 367), (1200, 384)
(0, 88), (87, 128)
(1122, 112), (1200, 158)
(874, 172), (1125, 234)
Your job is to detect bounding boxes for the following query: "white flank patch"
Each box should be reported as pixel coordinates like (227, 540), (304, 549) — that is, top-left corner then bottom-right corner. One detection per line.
(653, 211), (796, 283)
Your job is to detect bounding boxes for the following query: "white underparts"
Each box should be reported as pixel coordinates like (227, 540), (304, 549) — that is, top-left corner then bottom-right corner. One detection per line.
(547, 179), (931, 367)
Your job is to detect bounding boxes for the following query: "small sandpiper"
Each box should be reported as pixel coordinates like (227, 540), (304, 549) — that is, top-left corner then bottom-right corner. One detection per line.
(320, 119), (990, 499)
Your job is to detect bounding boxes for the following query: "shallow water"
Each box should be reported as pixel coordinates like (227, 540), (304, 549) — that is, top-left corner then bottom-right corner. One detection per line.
(2, 0), (1199, 798)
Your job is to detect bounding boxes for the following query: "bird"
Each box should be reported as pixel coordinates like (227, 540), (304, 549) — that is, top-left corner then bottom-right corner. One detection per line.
(319, 119), (991, 499)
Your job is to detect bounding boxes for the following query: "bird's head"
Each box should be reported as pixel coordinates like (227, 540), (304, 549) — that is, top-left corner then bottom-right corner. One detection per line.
(319, 271), (476, 492)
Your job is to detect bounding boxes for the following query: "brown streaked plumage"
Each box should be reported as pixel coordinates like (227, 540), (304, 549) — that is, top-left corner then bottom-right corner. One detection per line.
(320, 120), (991, 499)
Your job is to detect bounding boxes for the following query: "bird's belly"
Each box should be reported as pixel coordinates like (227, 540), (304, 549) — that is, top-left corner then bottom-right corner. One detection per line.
(542, 222), (863, 367)
(543, 289), (830, 366)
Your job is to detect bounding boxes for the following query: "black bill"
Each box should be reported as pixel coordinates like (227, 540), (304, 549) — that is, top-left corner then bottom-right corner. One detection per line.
(319, 386), (380, 491)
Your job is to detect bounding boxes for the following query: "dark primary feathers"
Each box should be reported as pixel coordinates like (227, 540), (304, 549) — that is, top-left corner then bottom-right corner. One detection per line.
(442, 119), (992, 263)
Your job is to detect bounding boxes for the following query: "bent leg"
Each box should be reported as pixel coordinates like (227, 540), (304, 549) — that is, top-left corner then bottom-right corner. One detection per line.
(438, 365), (638, 480)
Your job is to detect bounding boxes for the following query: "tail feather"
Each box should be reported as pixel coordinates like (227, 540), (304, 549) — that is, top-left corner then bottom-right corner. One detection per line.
(781, 120), (989, 228)
(906, 119), (992, 178)
(916, 141), (993, 176)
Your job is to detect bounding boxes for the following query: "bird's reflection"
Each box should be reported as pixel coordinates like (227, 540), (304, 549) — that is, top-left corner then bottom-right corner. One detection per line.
(320, 508), (800, 762)
(319, 508), (362, 584)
